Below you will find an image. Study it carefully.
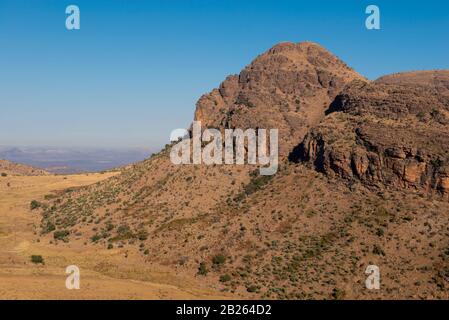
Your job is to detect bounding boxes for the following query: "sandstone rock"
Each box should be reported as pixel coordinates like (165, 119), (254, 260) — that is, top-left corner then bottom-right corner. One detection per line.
(194, 41), (364, 157)
(293, 72), (449, 199)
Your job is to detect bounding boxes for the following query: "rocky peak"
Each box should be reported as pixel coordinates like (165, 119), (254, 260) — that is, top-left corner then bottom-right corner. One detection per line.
(194, 41), (364, 156)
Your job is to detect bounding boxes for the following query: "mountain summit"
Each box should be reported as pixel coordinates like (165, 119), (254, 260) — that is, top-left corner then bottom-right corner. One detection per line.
(194, 41), (364, 155)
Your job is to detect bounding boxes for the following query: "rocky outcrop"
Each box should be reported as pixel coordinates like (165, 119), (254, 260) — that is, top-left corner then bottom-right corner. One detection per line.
(194, 42), (364, 156)
(293, 73), (449, 198)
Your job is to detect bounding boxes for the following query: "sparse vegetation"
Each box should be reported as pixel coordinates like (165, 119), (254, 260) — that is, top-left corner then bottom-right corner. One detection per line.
(212, 254), (226, 265)
(30, 200), (41, 210)
(31, 255), (44, 264)
(53, 230), (70, 241)
(198, 262), (208, 276)
(219, 274), (231, 282)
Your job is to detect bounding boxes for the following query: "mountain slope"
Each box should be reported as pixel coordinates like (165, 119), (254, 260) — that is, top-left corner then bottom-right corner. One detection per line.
(0, 159), (49, 176)
(36, 44), (449, 299)
(376, 70), (449, 98)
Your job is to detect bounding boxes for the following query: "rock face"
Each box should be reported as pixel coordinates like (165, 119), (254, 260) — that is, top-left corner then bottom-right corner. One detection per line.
(294, 74), (449, 198)
(194, 42), (364, 156)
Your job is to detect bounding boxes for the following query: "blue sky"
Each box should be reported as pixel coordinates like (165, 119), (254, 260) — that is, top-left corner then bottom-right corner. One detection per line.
(0, 0), (448, 148)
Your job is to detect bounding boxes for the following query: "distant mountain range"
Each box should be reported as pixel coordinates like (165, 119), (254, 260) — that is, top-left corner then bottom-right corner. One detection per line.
(0, 146), (154, 174)
(0, 159), (49, 176)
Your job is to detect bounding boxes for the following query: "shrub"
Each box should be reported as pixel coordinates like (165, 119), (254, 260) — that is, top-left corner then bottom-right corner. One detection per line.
(212, 254), (226, 265)
(372, 244), (385, 256)
(114, 224), (134, 240)
(31, 255), (44, 264)
(416, 111), (426, 120)
(332, 288), (346, 300)
(1, 172), (7, 177)
(137, 229), (148, 241)
(243, 175), (273, 196)
(91, 234), (101, 242)
(376, 228), (384, 237)
(246, 285), (259, 293)
(42, 221), (55, 233)
(53, 230), (70, 241)
(30, 200), (41, 210)
(198, 262), (208, 276)
(219, 274), (231, 282)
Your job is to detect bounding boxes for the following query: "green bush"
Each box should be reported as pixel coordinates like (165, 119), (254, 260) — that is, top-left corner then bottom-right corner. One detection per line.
(114, 224), (134, 240)
(30, 200), (41, 210)
(91, 234), (101, 242)
(31, 255), (44, 264)
(219, 274), (231, 282)
(212, 254), (226, 265)
(1, 172), (7, 177)
(198, 262), (208, 276)
(42, 221), (55, 233)
(243, 175), (273, 196)
(246, 285), (259, 293)
(53, 230), (70, 241)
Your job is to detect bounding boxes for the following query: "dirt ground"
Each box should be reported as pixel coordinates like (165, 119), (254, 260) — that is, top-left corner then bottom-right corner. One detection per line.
(0, 173), (233, 300)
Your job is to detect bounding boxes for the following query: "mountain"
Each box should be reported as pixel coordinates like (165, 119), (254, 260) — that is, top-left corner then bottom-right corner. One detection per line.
(0, 159), (49, 176)
(36, 42), (449, 299)
(195, 41), (364, 156)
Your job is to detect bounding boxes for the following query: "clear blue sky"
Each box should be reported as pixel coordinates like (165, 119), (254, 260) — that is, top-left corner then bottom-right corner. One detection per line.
(0, 0), (448, 148)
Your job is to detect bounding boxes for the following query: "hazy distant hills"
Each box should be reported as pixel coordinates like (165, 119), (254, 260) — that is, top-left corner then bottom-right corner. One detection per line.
(0, 159), (49, 176)
(0, 146), (153, 174)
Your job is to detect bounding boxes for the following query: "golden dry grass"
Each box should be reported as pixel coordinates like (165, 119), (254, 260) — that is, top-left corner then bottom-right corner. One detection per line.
(0, 173), (233, 300)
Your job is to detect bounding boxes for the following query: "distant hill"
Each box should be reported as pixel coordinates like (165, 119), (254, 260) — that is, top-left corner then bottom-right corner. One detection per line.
(0, 159), (49, 176)
(0, 147), (153, 174)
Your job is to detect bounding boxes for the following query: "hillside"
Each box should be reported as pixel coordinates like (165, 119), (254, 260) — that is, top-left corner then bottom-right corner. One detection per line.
(0, 159), (49, 176)
(376, 70), (449, 98)
(35, 42), (449, 299)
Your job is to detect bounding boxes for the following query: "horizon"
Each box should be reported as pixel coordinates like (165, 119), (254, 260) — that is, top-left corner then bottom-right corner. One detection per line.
(1, 0), (448, 148)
